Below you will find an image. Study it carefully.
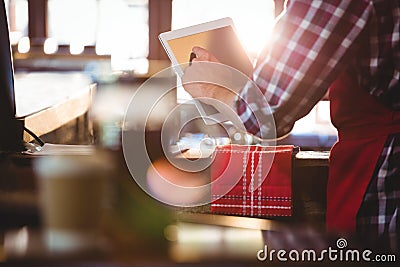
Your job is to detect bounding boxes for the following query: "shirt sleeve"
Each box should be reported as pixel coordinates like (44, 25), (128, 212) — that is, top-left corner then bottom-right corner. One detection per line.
(236, 0), (372, 138)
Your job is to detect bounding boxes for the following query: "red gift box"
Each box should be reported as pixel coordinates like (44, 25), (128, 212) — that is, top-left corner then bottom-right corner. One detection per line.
(210, 145), (295, 217)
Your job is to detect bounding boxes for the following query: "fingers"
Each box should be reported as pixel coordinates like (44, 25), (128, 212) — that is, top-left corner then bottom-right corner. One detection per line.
(192, 46), (209, 60)
(192, 46), (219, 62)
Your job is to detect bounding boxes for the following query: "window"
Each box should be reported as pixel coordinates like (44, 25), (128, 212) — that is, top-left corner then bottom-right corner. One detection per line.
(5, 0), (28, 45)
(47, 0), (148, 66)
(172, 0), (276, 60)
(7, 0), (283, 72)
(47, 0), (98, 49)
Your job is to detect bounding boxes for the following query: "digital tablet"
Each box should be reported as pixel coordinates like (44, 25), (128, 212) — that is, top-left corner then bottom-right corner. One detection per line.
(159, 17), (252, 78)
(159, 17), (252, 126)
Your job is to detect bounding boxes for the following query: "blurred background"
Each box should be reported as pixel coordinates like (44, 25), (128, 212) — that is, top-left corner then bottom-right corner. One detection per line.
(0, 0), (340, 265)
(7, 0), (275, 70)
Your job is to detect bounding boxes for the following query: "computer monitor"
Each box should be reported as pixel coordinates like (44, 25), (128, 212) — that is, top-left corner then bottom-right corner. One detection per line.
(0, 0), (24, 152)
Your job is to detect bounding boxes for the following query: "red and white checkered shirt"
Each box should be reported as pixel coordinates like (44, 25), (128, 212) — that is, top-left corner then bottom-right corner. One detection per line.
(236, 0), (400, 138)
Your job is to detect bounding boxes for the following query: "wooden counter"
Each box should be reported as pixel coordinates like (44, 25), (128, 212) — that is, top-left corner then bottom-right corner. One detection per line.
(0, 147), (331, 264)
(14, 72), (95, 142)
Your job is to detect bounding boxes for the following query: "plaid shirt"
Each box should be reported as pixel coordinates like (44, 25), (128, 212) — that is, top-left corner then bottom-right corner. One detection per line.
(234, 0), (400, 253)
(236, 0), (400, 138)
(356, 133), (400, 254)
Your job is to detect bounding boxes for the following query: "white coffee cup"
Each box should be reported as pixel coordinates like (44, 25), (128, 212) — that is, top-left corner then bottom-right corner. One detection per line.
(34, 153), (112, 253)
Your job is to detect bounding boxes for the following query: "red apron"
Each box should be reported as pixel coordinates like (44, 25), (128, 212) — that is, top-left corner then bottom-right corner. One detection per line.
(327, 71), (400, 232)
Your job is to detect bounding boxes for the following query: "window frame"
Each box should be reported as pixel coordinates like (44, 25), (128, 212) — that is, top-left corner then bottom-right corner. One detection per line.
(16, 0), (283, 61)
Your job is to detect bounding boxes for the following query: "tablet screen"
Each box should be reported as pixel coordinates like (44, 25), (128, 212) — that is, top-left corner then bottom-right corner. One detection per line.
(166, 26), (252, 77)
(160, 18), (253, 78)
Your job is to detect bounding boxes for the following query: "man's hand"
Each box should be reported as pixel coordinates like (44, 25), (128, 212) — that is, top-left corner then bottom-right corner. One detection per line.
(182, 46), (236, 110)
